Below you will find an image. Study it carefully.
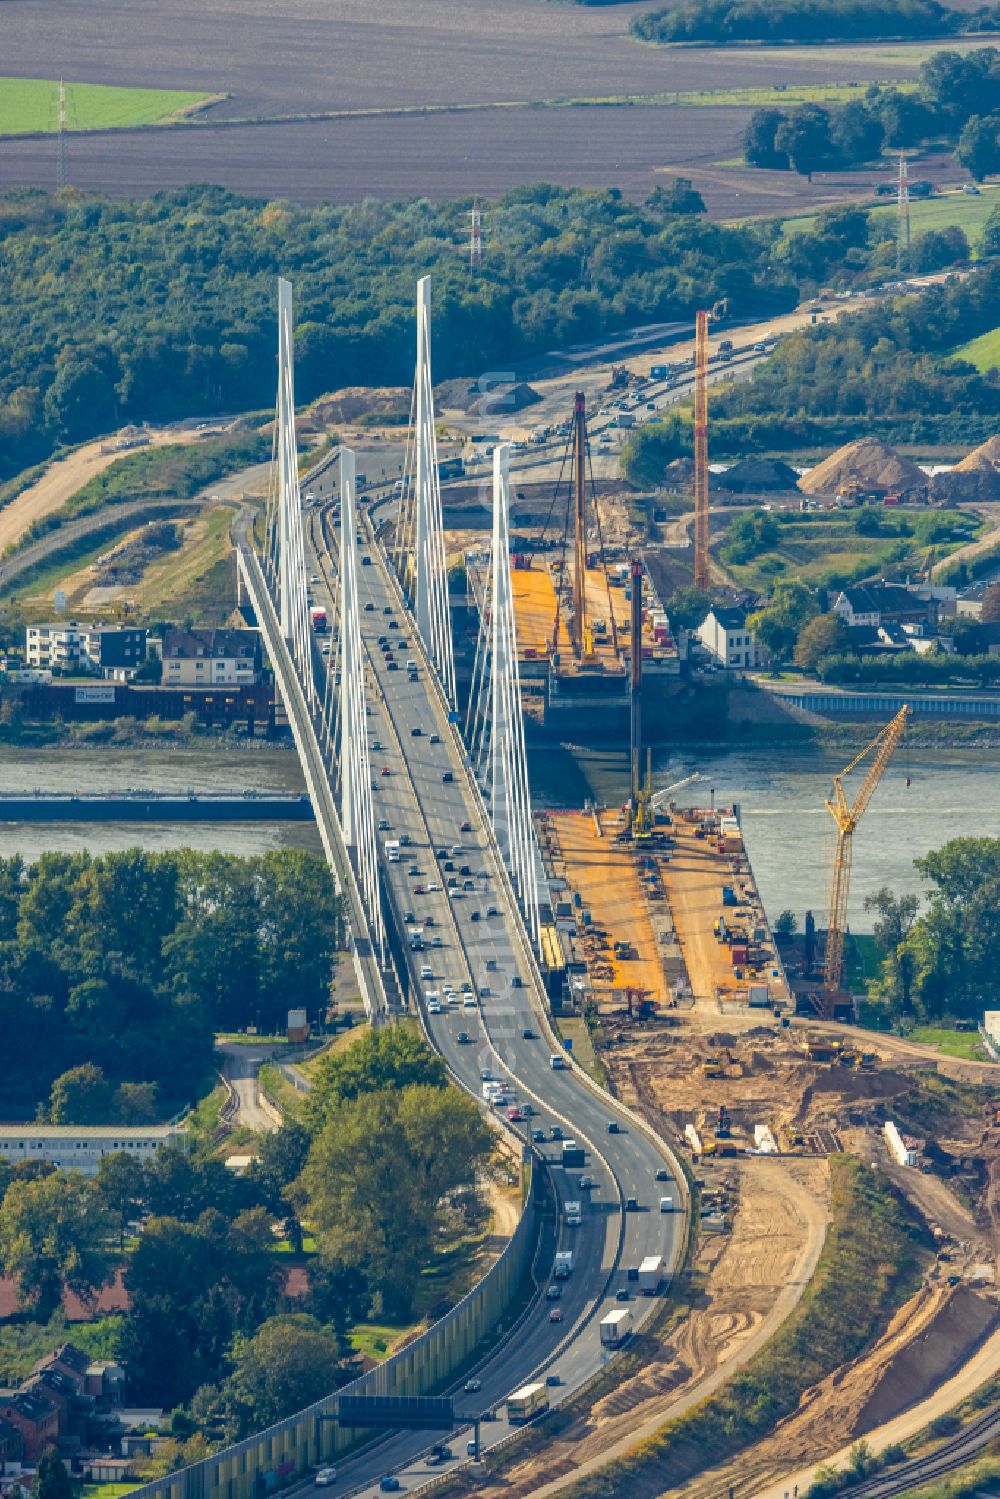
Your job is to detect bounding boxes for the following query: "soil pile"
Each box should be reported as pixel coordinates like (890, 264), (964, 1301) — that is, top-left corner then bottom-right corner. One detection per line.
(434, 378), (540, 414)
(857, 1284), (997, 1431)
(716, 458), (799, 493)
(956, 434), (1000, 473)
(929, 466), (1000, 503)
(307, 386), (410, 427)
(799, 438), (925, 497)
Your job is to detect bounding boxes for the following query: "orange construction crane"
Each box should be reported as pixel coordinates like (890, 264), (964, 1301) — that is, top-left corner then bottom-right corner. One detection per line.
(693, 310), (710, 591)
(823, 705), (910, 999)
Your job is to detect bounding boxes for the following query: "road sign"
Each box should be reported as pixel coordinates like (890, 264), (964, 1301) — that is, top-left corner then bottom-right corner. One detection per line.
(335, 1395), (454, 1431)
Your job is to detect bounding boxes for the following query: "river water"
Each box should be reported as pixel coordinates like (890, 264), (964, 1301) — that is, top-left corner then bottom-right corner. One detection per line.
(0, 746), (323, 862)
(2, 744), (996, 933)
(662, 747), (1000, 933)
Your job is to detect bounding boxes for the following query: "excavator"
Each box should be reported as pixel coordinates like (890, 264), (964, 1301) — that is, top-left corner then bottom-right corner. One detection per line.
(819, 705), (910, 1017)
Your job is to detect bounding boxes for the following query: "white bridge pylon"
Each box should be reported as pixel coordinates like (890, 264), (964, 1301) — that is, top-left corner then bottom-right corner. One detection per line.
(395, 276), (456, 708)
(468, 444), (540, 948)
(264, 277), (315, 706)
(319, 448), (384, 962)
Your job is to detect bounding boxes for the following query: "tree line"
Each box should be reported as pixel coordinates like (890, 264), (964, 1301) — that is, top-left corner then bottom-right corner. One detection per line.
(625, 254), (1000, 474)
(0, 182), (798, 481)
(0, 848), (342, 1119)
(743, 46), (1000, 179)
(865, 838), (1000, 1021)
(0, 1027), (493, 1439)
(631, 0), (998, 45)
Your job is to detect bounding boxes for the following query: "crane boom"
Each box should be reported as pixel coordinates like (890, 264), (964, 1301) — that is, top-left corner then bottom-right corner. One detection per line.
(693, 310), (710, 592)
(822, 705), (910, 996)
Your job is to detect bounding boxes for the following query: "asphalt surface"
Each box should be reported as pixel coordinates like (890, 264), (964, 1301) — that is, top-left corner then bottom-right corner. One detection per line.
(296, 504), (685, 1499)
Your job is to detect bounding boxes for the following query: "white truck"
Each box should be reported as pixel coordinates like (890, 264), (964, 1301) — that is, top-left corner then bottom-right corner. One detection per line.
(554, 1250), (574, 1279)
(600, 1308), (632, 1347)
(385, 839), (400, 863)
(638, 1254), (662, 1295)
(565, 1201), (582, 1227)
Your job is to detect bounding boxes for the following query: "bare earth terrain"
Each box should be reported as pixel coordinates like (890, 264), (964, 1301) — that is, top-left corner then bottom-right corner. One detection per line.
(0, 0), (968, 211)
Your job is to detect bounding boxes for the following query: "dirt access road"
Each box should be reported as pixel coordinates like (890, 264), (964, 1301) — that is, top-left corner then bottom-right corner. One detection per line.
(0, 426), (205, 557)
(458, 1157), (829, 1499)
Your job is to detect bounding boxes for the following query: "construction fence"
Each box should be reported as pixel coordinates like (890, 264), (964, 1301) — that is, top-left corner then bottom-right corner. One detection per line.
(124, 1165), (539, 1499)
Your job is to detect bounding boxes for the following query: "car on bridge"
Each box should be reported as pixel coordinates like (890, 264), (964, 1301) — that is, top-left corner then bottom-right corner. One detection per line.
(548, 1307), (563, 1323)
(314, 1470), (337, 1487)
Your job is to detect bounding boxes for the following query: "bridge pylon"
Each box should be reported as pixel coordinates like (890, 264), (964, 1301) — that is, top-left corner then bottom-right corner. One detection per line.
(265, 277), (315, 705)
(395, 277), (456, 707)
(468, 444), (540, 947)
(334, 448), (384, 960)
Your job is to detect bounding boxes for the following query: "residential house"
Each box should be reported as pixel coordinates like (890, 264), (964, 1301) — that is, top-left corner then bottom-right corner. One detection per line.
(24, 625), (147, 679)
(22, 1370), (85, 1443)
(697, 606), (762, 669)
(0, 1393), (58, 1462)
(0, 1419), (23, 1468)
(830, 582), (933, 630)
(161, 628), (262, 687)
(33, 1347), (89, 1397)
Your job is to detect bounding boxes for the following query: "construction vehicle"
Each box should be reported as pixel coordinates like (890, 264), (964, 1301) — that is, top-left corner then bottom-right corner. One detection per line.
(702, 1055), (724, 1079)
(716, 1105), (732, 1139)
(820, 705), (909, 1014)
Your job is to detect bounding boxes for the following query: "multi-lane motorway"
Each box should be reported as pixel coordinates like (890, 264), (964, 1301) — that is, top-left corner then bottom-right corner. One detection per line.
(297, 501), (685, 1498)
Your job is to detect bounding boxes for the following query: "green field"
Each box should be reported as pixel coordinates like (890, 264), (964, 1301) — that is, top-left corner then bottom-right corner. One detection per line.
(0, 78), (216, 136)
(678, 80), (917, 108)
(954, 324), (1000, 373)
(781, 184), (1000, 245)
(906, 1025), (988, 1061)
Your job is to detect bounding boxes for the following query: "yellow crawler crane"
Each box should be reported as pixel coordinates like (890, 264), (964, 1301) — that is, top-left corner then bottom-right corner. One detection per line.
(822, 705), (910, 1007)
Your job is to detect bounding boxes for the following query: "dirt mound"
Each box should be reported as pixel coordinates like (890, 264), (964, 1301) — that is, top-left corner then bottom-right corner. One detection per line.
(857, 1285), (997, 1432)
(433, 377), (540, 414)
(716, 458), (800, 493)
(307, 386), (409, 426)
(799, 438), (925, 497)
(929, 466), (1000, 504)
(956, 434), (1000, 473)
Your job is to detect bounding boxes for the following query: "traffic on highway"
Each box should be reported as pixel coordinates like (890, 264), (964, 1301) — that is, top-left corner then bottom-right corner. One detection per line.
(297, 494), (685, 1499)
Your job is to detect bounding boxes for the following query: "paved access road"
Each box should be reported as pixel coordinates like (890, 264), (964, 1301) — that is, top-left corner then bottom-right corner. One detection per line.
(297, 507), (685, 1499)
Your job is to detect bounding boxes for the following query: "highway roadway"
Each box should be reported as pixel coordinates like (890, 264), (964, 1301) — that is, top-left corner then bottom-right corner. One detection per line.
(298, 503), (685, 1499)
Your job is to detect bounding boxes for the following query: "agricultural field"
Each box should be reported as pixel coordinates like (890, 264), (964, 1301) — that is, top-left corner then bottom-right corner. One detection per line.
(0, 0), (944, 210)
(0, 77), (214, 135)
(954, 324), (1000, 373)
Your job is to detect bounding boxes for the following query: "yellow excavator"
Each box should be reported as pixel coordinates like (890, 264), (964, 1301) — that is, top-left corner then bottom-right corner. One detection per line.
(822, 705), (910, 1011)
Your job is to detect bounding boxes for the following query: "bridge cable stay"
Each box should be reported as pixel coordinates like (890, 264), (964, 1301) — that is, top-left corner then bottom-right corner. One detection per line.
(392, 276), (456, 707)
(468, 445), (541, 948)
(336, 448), (385, 962)
(275, 278), (316, 706)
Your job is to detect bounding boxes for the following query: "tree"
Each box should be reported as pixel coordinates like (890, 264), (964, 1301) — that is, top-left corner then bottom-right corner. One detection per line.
(744, 109), (789, 169)
(774, 909), (798, 938)
(96, 1151), (147, 1251)
(899, 838), (1000, 1018)
(645, 178), (705, 215)
(49, 1063), (114, 1124)
(981, 583), (1000, 622)
(296, 1086), (492, 1318)
(120, 1209), (281, 1406)
(0, 1173), (113, 1318)
(747, 580), (819, 661)
(865, 887), (919, 1016)
(302, 1027), (447, 1134)
(32, 1450), (73, 1499)
(910, 225), (970, 272)
(956, 114), (1000, 182)
(774, 106), (834, 180)
(246, 1120), (311, 1254)
(829, 101), (884, 166)
(664, 585), (712, 633)
(793, 612), (852, 672)
(981, 206), (1000, 258)
(219, 1315), (347, 1437)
